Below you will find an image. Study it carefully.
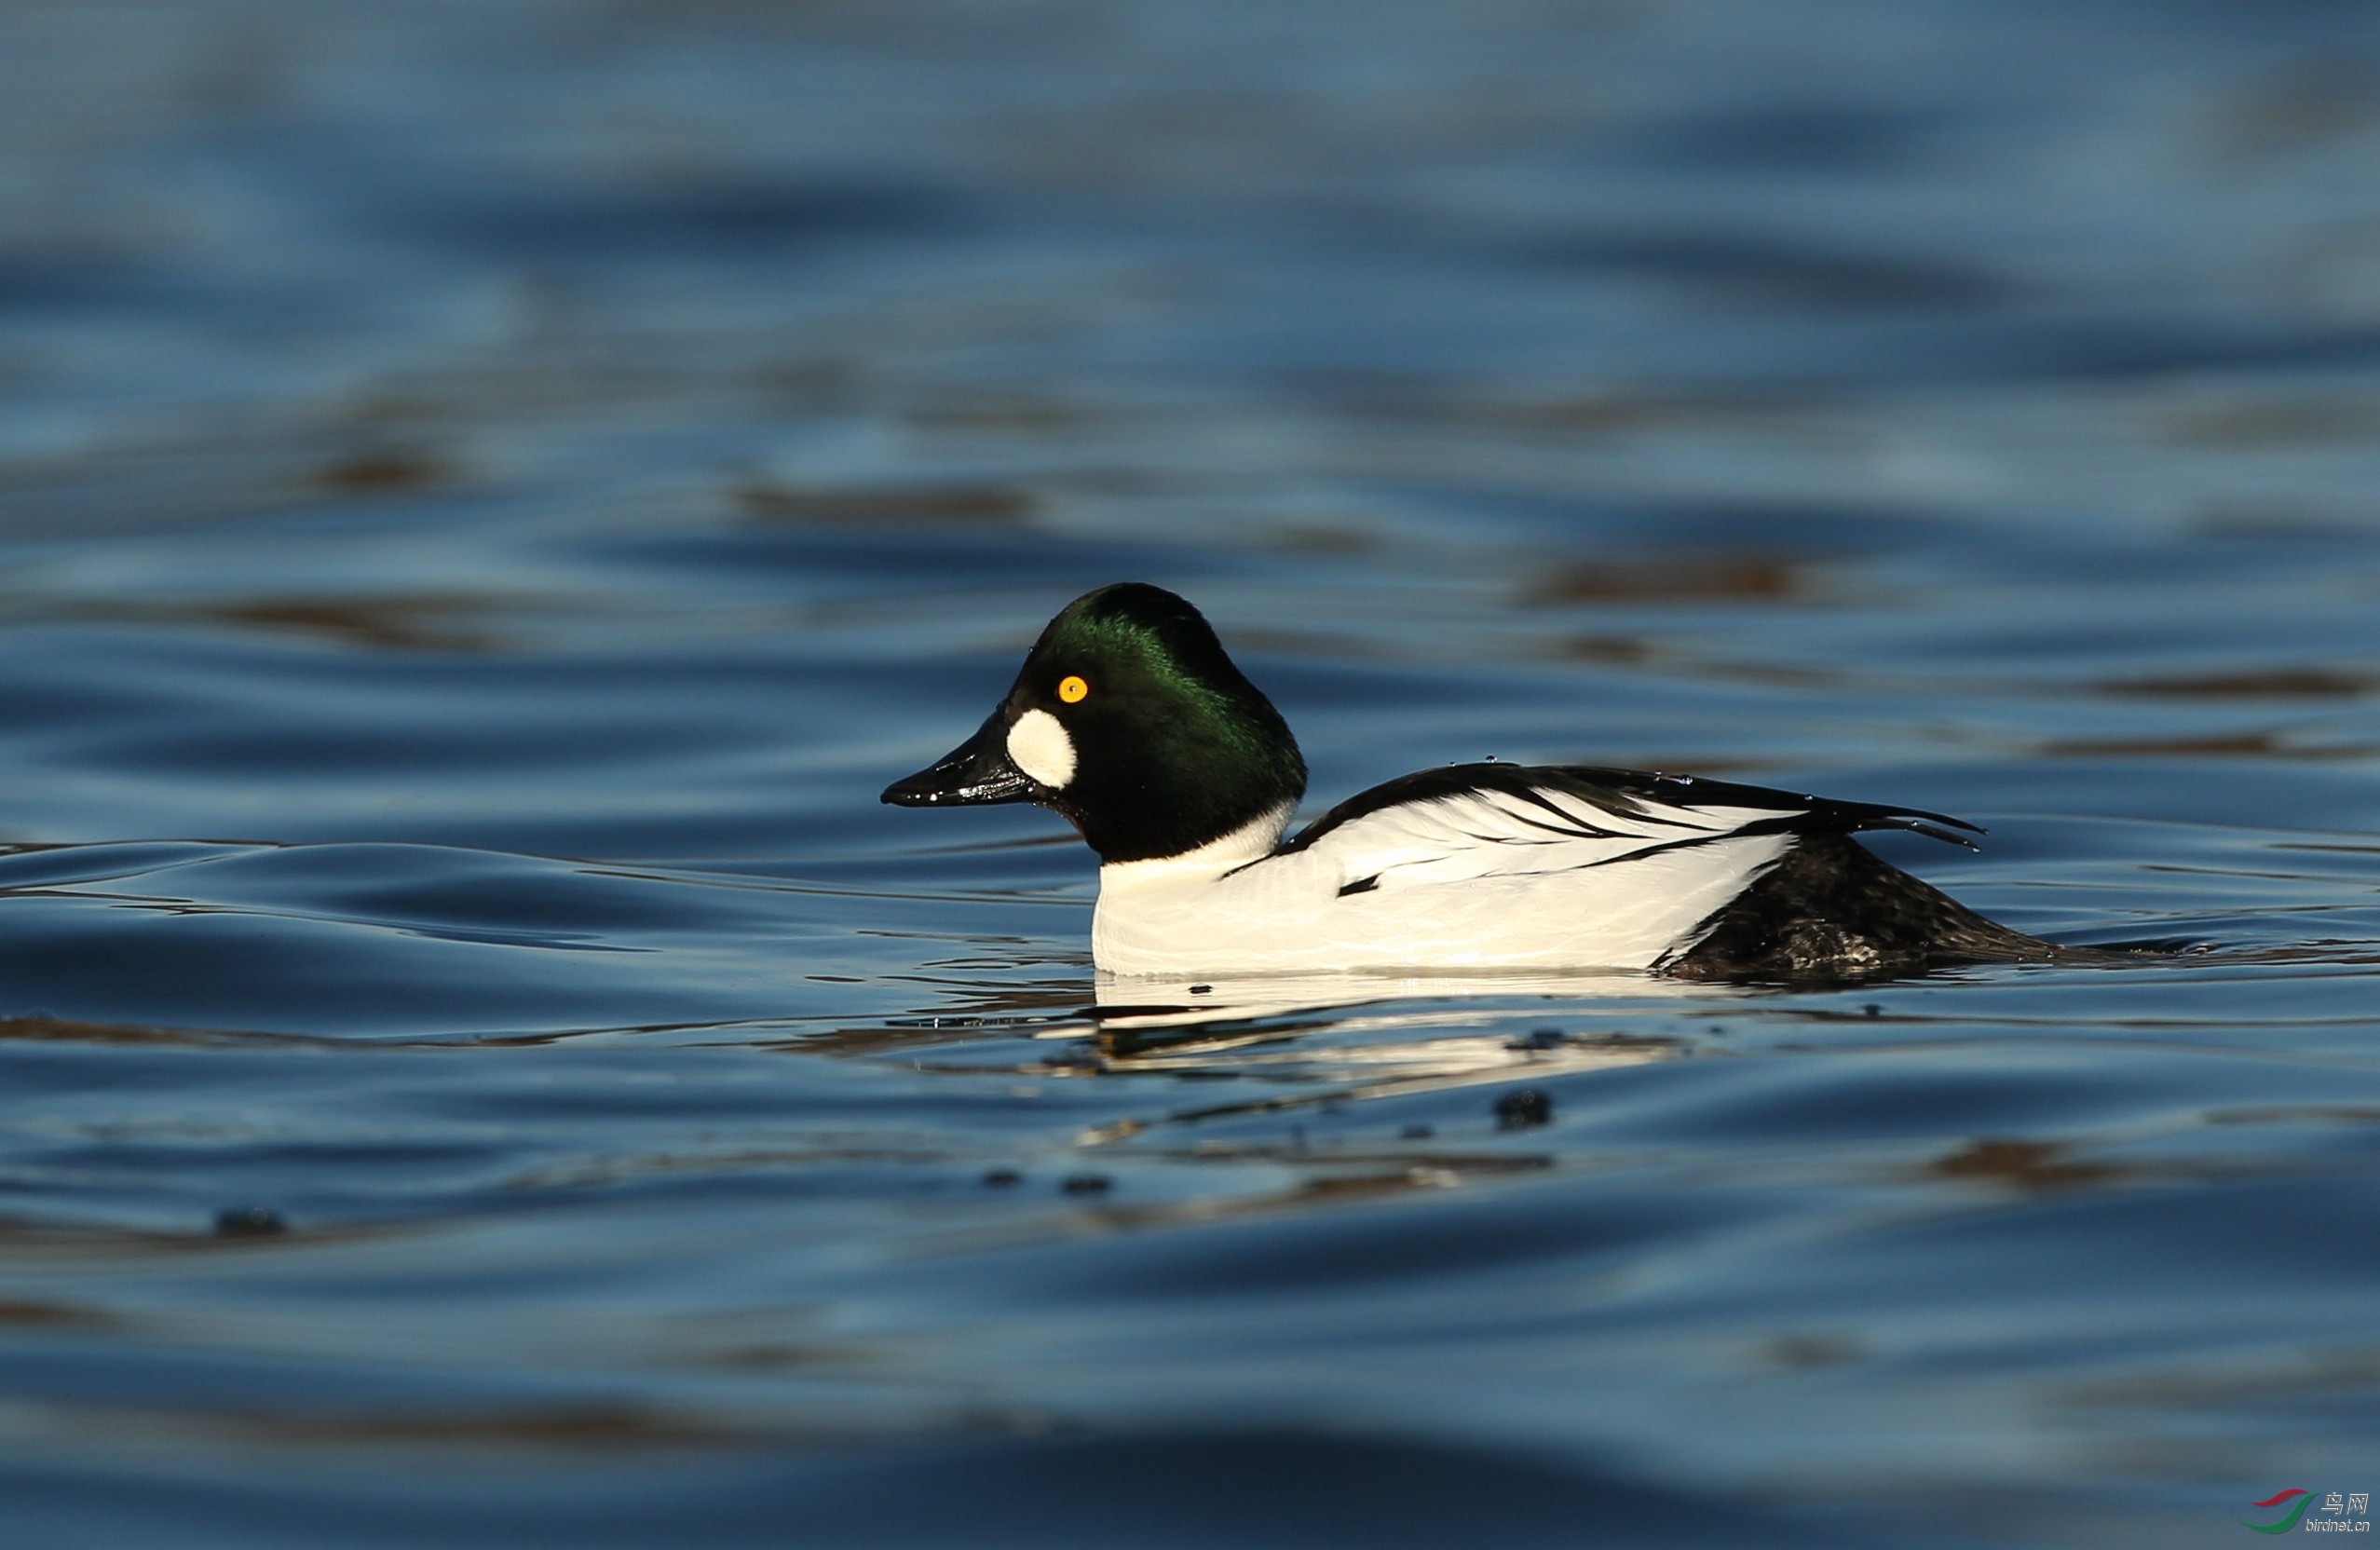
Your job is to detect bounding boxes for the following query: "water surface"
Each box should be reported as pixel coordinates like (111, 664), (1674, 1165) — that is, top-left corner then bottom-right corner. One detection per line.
(4, 2), (2380, 1544)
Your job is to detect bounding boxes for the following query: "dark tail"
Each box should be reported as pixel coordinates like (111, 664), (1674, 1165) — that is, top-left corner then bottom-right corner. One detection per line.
(1665, 832), (2067, 983)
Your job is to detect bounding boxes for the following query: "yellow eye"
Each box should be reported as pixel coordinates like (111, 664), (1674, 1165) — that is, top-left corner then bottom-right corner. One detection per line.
(1057, 674), (1089, 704)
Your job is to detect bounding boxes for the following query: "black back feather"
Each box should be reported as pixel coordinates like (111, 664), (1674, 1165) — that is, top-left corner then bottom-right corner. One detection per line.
(1275, 762), (1982, 858)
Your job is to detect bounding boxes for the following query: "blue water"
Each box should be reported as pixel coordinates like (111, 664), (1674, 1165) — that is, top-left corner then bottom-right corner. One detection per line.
(4, 1), (2380, 1544)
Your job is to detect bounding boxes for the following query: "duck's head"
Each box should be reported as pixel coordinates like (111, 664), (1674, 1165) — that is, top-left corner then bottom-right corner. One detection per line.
(881, 583), (1307, 863)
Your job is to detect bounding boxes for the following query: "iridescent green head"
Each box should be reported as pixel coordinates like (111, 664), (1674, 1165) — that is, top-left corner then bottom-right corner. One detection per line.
(882, 583), (1307, 863)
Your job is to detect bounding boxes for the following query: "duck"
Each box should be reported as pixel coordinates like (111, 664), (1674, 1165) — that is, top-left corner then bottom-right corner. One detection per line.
(881, 582), (2052, 981)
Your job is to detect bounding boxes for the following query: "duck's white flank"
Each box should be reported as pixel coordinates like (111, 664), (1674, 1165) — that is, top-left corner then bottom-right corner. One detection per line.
(1092, 783), (1799, 976)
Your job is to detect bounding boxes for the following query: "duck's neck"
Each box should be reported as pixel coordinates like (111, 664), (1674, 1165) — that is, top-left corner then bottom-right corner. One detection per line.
(1095, 801), (1294, 888)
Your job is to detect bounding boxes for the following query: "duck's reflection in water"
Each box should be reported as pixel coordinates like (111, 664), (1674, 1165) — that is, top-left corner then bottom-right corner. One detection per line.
(875, 966), (1750, 1120)
(1088, 965), (1739, 1029)
(1034, 967), (1749, 1092)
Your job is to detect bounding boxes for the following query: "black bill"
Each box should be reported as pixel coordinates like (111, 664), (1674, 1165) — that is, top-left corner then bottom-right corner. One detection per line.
(880, 712), (1038, 807)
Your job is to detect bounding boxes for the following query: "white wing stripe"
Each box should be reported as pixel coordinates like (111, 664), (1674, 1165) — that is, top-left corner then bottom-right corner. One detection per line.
(1309, 785), (1811, 893)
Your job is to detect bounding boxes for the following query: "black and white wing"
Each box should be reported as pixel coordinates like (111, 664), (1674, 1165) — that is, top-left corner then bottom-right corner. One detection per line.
(1273, 763), (1979, 898)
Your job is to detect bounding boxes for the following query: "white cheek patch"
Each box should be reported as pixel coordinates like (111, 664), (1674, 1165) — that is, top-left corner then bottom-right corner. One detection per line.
(1006, 708), (1077, 790)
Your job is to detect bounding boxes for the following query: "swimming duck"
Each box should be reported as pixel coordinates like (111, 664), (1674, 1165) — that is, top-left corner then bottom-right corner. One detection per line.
(882, 582), (2048, 980)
